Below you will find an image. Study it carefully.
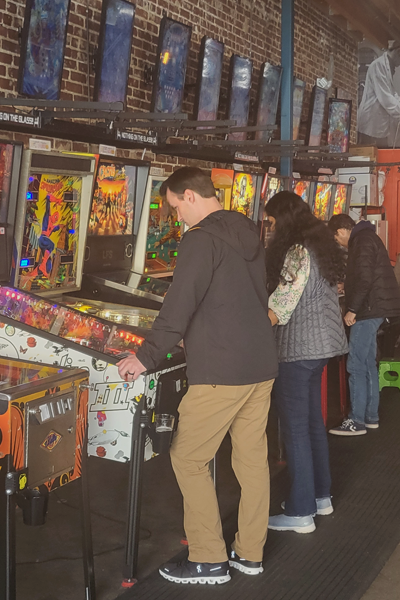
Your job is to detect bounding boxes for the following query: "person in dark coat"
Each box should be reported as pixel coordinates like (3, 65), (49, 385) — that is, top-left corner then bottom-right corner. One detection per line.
(328, 214), (400, 435)
(117, 167), (278, 585)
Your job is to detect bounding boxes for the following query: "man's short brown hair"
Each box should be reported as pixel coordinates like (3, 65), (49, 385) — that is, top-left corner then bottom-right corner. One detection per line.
(328, 213), (355, 234)
(160, 167), (216, 199)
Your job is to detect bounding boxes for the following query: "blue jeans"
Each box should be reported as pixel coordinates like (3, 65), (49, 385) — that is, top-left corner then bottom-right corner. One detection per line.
(347, 318), (384, 425)
(273, 358), (331, 517)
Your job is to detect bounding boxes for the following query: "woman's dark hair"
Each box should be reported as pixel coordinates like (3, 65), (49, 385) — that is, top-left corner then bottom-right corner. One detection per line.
(265, 191), (345, 293)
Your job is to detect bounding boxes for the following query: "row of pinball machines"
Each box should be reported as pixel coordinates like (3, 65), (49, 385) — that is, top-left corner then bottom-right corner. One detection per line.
(0, 140), (187, 589)
(0, 141), (189, 461)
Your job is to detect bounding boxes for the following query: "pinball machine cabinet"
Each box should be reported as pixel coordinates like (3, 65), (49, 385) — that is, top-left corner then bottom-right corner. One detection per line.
(0, 357), (94, 600)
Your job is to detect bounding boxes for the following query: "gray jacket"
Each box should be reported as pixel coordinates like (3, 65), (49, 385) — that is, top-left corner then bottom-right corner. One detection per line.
(275, 253), (348, 362)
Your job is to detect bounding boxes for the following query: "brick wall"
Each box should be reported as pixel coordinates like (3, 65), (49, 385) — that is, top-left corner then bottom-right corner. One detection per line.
(0, 0), (358, 172)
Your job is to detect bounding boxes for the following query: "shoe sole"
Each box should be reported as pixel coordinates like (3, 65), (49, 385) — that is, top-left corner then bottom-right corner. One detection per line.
(317, 505), (334, 515)
(268, 523), (316, 534)
(229, 561), (263, 575)
(365, 424), (379, 429)
(280, 502), (333, 516)
(159, 570), (231, 585)
(329, 429), (367, 436)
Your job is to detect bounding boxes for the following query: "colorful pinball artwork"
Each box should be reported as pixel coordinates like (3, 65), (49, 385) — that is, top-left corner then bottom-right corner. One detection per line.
(293, 180), (311, 203)
(18, 0), (71, 100)
(17, 174), (83, 292)
(230, 172), (256, 219)
(265, 177), (283, 203)
(144, 178), (181, 274)
(327, 99), (352, 153)
(332, 184), (348, 215)
(313, 183), (333, 220)
(89, 162), (136, 236)
(151, 16), (192, 114)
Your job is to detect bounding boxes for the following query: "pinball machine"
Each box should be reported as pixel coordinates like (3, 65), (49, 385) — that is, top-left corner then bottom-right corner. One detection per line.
(10, 149), (97, 296)
(0, 285), (187, 582)
(76, 161), (176, 310)
(0, 356), (94, 600)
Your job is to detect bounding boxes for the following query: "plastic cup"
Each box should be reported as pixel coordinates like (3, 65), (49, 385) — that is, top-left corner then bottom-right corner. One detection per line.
(153, 413), (175, 454)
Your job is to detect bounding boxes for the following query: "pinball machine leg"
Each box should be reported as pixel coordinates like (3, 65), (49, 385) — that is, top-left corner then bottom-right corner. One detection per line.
(0, 458), (17, 600)
(122, 402), (148, 587)
(80, 431), (96, 600)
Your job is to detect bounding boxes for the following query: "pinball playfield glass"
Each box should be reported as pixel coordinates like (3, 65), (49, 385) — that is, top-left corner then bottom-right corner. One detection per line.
(0, 287), (145, 358)
(230, 172), (257, 219)
(61, 297), (158, 329)
(313, 183), (334, 220)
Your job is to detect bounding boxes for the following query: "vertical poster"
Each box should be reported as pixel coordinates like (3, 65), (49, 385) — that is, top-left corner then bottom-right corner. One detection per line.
(255, 62), (282, 141)
(89, 162), (136, 236)
(18, 174), (83, 291)
(0, 144), (14, 223)
(151, 16), (192, 114)
(93, 0), (136, 103)
(293, 78), (306, 141)
(307, 86), (328, 147)
(327, 99), (352, 153)
(18, 0), (71, 100)
(194, 37), (224, 124)
(230, 172), (256, 219)
(227, 55), (253, 141)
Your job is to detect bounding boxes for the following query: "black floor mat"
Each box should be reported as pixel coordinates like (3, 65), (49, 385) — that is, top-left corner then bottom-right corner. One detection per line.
(118, 389), (400, 600)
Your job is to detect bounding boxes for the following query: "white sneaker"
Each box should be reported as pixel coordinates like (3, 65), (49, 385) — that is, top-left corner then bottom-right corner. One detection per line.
(281, 497), (333, 516)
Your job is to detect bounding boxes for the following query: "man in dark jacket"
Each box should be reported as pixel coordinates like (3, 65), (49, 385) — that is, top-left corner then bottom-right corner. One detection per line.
(117, 167), (278, 585)
(328, 214), (400, 435)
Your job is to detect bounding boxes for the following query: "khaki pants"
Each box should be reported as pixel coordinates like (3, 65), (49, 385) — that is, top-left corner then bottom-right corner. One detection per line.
(170, 380), (274, 563)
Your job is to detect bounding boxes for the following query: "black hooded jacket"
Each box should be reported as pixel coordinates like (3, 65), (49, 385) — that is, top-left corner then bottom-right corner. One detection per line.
(345, 220), (400, 320)
(136, 210), (278, 385)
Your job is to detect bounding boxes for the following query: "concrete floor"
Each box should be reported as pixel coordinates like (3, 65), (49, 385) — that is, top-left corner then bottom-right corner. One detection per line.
(13, 366), (400, 600)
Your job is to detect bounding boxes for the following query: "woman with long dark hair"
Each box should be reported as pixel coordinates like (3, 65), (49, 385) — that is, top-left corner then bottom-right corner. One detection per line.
(265, 191), (348, 533)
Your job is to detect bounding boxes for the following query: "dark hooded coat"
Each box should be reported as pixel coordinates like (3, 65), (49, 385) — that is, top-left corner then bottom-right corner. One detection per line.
(137, 210), (278, 385)
(345, 220), (400, 321)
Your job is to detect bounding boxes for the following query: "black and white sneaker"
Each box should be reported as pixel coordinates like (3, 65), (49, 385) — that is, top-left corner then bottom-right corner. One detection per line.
(229, 550), (263, 575)
(159, 558), (231, 584)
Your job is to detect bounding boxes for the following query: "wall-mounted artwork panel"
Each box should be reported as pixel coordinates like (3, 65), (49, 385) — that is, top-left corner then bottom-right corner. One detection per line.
(255, 62), (282, 141)
(194, 36), (224, 124)
(151, 16), (192, 114)
(227, 55), (253, 141)
(18, 0), (71, 100)
(93, 0), (136, 103)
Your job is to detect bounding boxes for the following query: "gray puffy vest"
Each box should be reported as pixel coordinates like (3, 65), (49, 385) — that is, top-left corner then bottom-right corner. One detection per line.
(275, 253), (348, 363)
